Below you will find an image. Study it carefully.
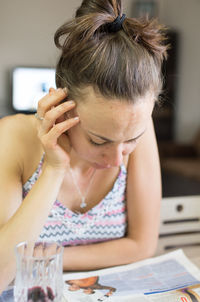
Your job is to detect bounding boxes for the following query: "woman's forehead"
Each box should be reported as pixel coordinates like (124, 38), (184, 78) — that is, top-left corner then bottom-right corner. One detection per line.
(74, 86), (154, 138)
(77, 97), (133, 126)
(75, 85), (154, 114)
(76, 97), (153, 141)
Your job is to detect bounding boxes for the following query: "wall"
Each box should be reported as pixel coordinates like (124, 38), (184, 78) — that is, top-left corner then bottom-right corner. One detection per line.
(0, 0), (81, 114)
(159, 0), (200, 142)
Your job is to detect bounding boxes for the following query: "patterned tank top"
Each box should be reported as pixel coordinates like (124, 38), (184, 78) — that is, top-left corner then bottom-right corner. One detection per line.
(22, 157), (127, 246)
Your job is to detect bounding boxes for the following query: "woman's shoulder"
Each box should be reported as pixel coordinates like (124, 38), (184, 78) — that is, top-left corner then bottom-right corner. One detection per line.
(0, 114), (43, 176)
(0, 113), (35, 128)
(0, 112), (36, 127)
(0, 113), (39, 147)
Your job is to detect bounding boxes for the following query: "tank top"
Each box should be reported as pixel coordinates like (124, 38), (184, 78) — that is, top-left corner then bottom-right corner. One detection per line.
(22, 157), (127, 246)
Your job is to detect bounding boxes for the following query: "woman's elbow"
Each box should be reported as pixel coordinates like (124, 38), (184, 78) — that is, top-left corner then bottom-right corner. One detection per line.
(126, 236), (158, 263)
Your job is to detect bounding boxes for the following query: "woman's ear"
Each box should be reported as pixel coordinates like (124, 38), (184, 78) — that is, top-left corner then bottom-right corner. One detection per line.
(56, 114), (65, 124)
(65, 107), (77, 119)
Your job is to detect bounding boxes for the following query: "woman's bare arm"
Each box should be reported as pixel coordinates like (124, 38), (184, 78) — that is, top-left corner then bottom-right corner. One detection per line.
(0, 116), (66, 292)
(0, 88), (80, 292)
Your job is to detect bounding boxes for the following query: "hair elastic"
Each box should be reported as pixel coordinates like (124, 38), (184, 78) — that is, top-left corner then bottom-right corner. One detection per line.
(105, 14), (126, 33)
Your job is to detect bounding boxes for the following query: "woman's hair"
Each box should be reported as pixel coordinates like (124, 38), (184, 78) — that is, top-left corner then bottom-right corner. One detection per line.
(54, 0), (169, 102)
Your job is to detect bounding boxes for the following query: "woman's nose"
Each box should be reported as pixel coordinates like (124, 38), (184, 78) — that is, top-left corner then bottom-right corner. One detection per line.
(102, 143), (137, 166)
(102, 144), (125, 167)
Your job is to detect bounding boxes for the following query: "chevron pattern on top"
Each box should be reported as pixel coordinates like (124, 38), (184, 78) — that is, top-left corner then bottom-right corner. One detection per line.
(23, 156), (127, 246)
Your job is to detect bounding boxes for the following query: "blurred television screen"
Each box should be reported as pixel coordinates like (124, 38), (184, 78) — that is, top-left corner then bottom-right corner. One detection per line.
(12, 67), (56, 112)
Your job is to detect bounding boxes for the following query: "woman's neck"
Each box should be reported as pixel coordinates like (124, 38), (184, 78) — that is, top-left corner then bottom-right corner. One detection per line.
(69, 149), (96, 176)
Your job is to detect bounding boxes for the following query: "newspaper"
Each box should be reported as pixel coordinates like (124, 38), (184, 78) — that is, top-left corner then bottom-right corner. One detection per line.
(63, 249), (200, 302)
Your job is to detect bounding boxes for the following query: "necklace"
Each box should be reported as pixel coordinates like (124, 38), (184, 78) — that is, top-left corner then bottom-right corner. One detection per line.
(69, 167), (96, 209)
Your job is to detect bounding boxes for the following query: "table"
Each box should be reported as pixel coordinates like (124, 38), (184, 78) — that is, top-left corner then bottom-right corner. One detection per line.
(1, 247), (200, 302)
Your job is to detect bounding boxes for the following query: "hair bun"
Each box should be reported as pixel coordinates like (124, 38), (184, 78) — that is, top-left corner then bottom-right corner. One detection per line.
(75, 0), (122, 18)
(123, 16), (169, 64)
(54, 1), (169, 102)
(104, 13), (126, 33)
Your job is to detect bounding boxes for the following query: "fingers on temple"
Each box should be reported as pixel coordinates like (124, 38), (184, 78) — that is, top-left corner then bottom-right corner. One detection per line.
(49, 87), (56, 94)
(37, 88), (69, 117)
(40, 118), (80, 146)
(41, 101), (76, 133)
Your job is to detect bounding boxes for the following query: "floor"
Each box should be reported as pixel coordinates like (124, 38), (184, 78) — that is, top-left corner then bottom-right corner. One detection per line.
(162, 170), (200, 197)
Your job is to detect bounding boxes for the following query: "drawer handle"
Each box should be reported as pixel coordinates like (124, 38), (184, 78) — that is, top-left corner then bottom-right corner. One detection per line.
(176, 204), (183, 212)
(163, 218), (200, 224)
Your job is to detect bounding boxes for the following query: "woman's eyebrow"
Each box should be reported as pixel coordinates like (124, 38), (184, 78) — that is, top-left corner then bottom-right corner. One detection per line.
(87, 130), (146, 142)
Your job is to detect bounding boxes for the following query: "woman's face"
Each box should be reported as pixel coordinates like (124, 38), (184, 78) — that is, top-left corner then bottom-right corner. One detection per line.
(67, 87), (154, 169)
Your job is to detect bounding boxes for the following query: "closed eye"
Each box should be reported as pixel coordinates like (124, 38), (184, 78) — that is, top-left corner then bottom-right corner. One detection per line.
(89, 138), (137, 147)
(127, 138), (137, 144)
(87, 129), (145, 146)
(89, 139), (107, 146)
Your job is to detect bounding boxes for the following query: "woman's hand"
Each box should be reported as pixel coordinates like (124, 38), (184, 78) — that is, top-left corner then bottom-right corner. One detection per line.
(36, 87), (80, 170)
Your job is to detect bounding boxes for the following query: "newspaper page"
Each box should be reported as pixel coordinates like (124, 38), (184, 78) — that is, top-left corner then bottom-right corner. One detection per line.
(63, 249), (200, 302)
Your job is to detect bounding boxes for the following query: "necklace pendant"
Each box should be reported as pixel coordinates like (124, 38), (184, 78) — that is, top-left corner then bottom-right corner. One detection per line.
(80, 198), (87, 208)
(69, 167), (96, 210)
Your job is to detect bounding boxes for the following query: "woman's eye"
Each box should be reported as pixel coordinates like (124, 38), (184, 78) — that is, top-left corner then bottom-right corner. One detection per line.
(89, 139), (106, 146)
(127, 139), (137, 144)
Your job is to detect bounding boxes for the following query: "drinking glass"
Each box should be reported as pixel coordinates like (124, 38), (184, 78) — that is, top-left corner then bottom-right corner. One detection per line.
(14, 241), (64, 302)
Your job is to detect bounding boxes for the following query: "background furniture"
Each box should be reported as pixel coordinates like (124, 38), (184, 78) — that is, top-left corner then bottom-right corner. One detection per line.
(153, 30), (179, 141)
(159, 128), (200, 196)
(156, 195), (200, 258)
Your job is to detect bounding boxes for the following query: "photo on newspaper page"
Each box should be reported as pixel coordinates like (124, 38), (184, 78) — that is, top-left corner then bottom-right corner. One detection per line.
(63, 250), (200, 301)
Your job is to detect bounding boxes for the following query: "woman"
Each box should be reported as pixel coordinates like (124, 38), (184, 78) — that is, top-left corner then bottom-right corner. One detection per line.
(0, 0), (168, 292)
